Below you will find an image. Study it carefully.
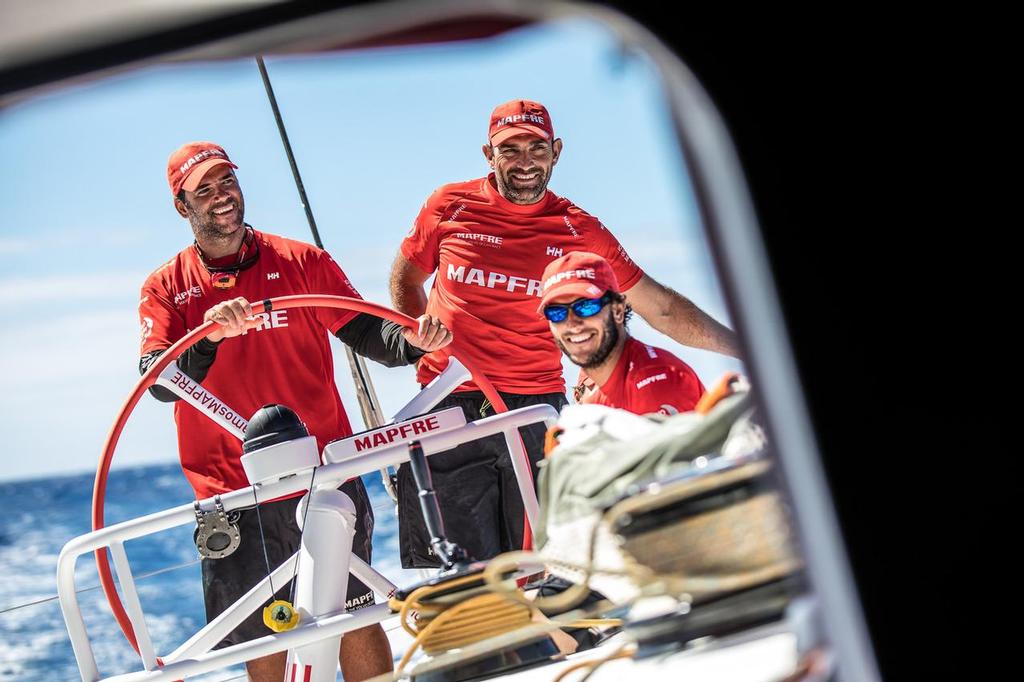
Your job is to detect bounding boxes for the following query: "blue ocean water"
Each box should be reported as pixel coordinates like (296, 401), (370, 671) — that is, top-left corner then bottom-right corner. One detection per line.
(0, 464), (412, 681)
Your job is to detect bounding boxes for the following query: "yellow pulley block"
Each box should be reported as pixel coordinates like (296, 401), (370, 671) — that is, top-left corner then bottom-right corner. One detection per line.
(263, 600), (300, 632)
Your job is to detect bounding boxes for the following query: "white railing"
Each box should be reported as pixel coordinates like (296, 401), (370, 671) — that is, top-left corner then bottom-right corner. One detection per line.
(59, 395), (557, 680)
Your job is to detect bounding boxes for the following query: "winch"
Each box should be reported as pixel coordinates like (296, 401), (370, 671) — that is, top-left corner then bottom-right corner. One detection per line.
(534, 386), (807, 661)
(607, 457), (806, 654)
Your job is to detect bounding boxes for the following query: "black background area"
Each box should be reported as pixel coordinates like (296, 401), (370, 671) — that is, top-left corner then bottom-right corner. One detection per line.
(621, 10), (1003, 678)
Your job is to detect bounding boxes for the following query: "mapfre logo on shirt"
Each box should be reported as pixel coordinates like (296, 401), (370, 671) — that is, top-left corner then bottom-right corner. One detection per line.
(617, 244), (633, 265)
(452, 233), (503, 248)
(635, 373), (668, 390)
(446, 264), (542, 296)
(562, 215), (580, 238)
(173, 286), (203, 306)
(243, 309), (290, 333)
(448, 204), (468, 222)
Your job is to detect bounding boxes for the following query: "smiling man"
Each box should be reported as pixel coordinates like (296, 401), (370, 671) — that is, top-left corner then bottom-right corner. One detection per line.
(539, 251), (705, 415)
(139, 141), (451, 682)
(388, 100), (736, 569)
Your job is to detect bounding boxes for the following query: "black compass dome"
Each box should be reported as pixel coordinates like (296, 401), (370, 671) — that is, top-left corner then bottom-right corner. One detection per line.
(242, 404), (309, 454)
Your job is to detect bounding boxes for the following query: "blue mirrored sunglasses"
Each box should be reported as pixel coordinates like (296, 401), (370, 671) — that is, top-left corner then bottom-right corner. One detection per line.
(543, 293), (613, 323)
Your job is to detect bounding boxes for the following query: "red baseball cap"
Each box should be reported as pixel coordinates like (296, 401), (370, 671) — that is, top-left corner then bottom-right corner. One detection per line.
(488, 99), (554, 146)
(167, 142), (238, 195)
(537, 251), (620, 313)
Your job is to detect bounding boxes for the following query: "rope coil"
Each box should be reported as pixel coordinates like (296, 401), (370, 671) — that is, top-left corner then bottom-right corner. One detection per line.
(386, 558), (631, 675)
(388, 573), (535, 672)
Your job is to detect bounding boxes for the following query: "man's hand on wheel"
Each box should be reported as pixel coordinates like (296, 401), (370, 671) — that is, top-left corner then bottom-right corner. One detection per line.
(403, 314), (453, 353)
(204, 297), (260, 342)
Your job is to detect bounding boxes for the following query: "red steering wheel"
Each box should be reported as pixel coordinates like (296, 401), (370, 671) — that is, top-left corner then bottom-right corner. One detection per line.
(92, 295), (530, 653)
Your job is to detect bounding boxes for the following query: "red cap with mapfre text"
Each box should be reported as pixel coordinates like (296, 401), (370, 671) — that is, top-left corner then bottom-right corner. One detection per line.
(167, 142), (238, 195)
(537, 251), (620, 312)
(488, 100), (554, 146)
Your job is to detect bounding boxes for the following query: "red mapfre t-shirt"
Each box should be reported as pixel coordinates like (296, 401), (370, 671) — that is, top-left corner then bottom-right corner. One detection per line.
(139, 229), (360, 499)
(401, 174), (644, 393)
(575, 337), (705, 416)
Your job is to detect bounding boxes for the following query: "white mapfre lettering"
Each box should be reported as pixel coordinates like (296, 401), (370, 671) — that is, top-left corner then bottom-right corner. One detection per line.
(542, 268), (596, 291)
(324, 407), (467, 462)
(453, 233), (503, 245)
(617, 244), (633, 264)
(447, 264), (542, 297)
(496, 114), (545, 127)
(563, 215), (580, 237)
(449, 204), (468, 222)
(635, 373), (668, 389)
(244, 310), (289, 334)
(173, 285), (203, 306)
(178, 148), (227, 174)
(345, 592), (375, 609)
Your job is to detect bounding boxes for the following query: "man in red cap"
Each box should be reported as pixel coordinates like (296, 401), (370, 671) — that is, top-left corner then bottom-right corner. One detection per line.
(142, 142), (452, 681)
(539, 251), (705, 414)
(388, 100), (737, 568)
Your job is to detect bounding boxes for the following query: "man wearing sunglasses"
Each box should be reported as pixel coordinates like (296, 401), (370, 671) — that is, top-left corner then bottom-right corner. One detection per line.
(539, 252), (705, 415)
(389, 99), (735, 569)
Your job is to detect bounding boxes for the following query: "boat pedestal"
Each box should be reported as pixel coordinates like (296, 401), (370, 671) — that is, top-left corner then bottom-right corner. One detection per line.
(288, 487), (356, 681)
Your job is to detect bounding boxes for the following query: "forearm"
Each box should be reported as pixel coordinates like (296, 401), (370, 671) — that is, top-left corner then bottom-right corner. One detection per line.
(651, 291), (739, 357)
(139, 338), (222, 402)
(390, 279), (428, 318)
(630, 275), (739, 357)
(389, 253), (430, 318)
(336, 313), (425, 368)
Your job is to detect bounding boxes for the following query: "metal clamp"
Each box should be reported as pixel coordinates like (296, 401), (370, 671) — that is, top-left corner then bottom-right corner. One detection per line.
(194, 495), (241, 559)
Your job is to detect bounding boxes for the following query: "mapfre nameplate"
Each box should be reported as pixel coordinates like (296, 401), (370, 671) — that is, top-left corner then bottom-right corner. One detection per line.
(325, 406), (467, 462)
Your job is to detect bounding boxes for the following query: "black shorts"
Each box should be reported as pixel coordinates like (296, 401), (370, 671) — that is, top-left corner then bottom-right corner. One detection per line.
(200, 477), (375, 648)
(396, 391), (567, 568)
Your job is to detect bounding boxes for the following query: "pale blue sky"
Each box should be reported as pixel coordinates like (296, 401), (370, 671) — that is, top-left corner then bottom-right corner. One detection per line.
(0, 18), (741, 483)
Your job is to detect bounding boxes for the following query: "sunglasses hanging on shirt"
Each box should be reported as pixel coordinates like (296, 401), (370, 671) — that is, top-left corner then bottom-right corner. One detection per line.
(194, 225), (261, 290)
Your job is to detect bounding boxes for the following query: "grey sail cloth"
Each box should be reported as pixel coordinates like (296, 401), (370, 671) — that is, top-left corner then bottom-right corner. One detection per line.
(534, 391), (759, 550)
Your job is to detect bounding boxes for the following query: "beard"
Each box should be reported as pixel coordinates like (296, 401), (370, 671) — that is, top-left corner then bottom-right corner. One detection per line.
(558, 314), (621, 369)
(187, 199), (245, 246)
(495, 165), (551, 204)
